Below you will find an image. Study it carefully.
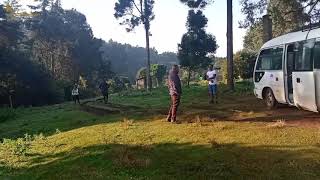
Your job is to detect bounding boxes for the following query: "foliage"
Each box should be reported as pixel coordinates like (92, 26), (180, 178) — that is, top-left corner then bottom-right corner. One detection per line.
(0, 49), (65, 106)
(151, 64), (167, 86)
(0, 0), (113, 106)
(240, 0), (320, 52)
(234, 50), (257, 79)
(1, 134), (32, 156)
(108, 76), (131, 93)
(114, 0), (156, 90)
(243, 22), (264, 52)
(215, 57), (228, 83)
(239, 0), (318, 28)
(27, 3), (113, 85)
(180, 0), (213, 9)
(0, 108), (17, 123)
(178, 2), (218, 86)
(114, 0), (155, 32)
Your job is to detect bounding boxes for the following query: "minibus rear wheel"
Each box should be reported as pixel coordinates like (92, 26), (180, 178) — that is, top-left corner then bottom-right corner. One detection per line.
(264, 88), (278, 110)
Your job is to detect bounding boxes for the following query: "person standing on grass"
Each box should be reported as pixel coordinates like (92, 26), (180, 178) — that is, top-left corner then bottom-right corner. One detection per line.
(166, 65), (182, 123)
(72, 84), (80, 104)
(206, 65), (218, 104)
(99, 80), (109, 104)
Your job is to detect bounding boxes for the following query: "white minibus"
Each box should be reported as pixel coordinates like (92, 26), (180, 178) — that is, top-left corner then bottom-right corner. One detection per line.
(253, 27), (320, 112)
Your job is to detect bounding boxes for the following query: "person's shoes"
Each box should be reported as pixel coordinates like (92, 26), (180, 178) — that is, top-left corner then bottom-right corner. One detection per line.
(166, 117), (172, 122)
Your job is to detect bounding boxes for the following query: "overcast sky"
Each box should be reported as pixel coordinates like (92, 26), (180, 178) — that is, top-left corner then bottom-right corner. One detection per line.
(15, 0), (247, 57)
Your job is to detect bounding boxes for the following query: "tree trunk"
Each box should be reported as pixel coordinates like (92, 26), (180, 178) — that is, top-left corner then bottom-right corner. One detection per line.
(227, 0), (234, 91)
(9, 95), (13, 108)
(144, 0), (152, 91)
(187, 68), (191, 87)
(51, 53), (55, 78)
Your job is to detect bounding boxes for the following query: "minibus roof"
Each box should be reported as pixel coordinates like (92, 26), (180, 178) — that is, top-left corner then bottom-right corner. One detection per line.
(261, 28), (320, 49)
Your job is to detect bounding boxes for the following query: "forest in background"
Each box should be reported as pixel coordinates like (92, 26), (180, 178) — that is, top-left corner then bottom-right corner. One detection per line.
(1, 0), (320, 107)
(0, 0), (178, 107)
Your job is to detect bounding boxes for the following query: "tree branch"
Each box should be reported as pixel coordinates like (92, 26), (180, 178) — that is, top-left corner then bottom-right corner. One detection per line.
(308, 0), (320, 14)
(132, 0), (142, 15)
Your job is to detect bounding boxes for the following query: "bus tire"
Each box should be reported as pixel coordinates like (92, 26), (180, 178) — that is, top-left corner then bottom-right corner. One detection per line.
(264, 88), (278, 110)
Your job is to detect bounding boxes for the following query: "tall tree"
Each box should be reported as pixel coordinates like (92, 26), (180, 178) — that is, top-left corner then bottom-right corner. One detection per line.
(240, 0), (318, 52)
(114, 0), (155, 91)
(227, 0), (234, 90)
(240, 0), (319, 29)
(178, 0), (218, 87)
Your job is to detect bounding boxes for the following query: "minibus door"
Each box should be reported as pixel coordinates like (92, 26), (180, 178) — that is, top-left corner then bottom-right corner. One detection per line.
(292, 40), (318, 112)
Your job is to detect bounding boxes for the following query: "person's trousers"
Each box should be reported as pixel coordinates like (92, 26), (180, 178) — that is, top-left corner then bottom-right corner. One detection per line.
(167, 95), (180, 122)
(73, 95), (80, 104)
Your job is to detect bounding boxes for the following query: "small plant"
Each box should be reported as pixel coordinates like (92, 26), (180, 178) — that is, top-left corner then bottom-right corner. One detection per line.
(2, 133), (32, 156)
(209, 139), (221, 149)
(268, 120), (287, 128)
(122, 118), (134, 129)
(192, 115), (203, 126)
(55, 129), (61, 134)
(33, 133), (47, 141)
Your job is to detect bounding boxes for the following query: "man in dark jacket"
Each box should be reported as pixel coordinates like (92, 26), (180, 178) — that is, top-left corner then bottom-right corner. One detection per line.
(166, 65), (182, 123)
(99, 80), (109, 104)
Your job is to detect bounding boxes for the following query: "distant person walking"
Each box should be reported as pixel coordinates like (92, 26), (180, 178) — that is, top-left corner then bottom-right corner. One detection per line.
(166, 65), (182, 123)
(72, 84), (80, 104)
(206, 65), (218, 104)
(99, 80), (109, 104)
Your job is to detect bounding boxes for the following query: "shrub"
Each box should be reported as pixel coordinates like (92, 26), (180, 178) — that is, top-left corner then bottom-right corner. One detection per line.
(0, 108), (17, 123)
(234, 50), (257, 80)
(1, 134), (32, 156)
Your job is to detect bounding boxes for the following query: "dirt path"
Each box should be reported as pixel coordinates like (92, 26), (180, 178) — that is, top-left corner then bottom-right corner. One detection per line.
(80, 96), (320, 129)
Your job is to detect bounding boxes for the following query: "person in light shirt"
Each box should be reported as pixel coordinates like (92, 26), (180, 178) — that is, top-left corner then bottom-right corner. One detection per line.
(206, 65), (218, 104)
(71, 84), (80, 104)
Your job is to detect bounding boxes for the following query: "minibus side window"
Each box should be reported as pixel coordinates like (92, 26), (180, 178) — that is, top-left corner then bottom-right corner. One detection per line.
(314, 42), (320, 69)
(294, 40), (314, 71)
(256, 48), (283, 70)
(272, 48), (283, 70)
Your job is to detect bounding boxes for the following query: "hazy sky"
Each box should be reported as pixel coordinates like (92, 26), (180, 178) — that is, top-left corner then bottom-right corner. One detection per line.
(16, 0), (247, 57)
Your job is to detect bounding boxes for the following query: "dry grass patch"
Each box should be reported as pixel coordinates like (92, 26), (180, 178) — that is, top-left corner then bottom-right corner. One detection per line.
(113, 146), (152, 168)
(267, 120), (287, 128)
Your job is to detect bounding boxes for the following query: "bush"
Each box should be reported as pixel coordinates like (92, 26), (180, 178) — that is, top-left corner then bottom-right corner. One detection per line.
(234, 81), (254, 95)
(108, 76), (130, 93)
(0, 108), (17, 123)
(1, 134), (32, 156)
(234, 50), (257, 80)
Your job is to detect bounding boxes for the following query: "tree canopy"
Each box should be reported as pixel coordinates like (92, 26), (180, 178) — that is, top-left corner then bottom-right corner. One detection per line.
(114, 0), (156, 91)
(0, 0), (113, 106)
(240, 0), (319, 28)
(241, 0), (320, 51)
(178, 1), (217, 86)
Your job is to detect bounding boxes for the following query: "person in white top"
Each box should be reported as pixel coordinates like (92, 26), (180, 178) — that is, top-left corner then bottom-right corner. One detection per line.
(71, 84), (80, 104)
(206, 65), (218, 104)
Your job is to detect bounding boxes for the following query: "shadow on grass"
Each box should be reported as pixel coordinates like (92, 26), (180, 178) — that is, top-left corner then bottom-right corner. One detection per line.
(2, 143), (320, 179)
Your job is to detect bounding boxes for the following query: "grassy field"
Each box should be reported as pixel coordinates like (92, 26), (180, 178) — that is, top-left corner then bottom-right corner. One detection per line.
(0, 82), (320, 179)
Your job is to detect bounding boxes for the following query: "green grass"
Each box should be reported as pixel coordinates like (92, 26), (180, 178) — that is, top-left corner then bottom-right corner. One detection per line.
(1, 83), (320, 179)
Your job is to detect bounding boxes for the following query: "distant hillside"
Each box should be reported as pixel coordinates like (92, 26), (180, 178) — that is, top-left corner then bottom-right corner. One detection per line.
(100, 40), (178, 82)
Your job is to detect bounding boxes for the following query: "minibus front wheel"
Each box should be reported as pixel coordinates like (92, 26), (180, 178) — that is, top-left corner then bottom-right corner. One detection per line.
(263, 88), (278, 110)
